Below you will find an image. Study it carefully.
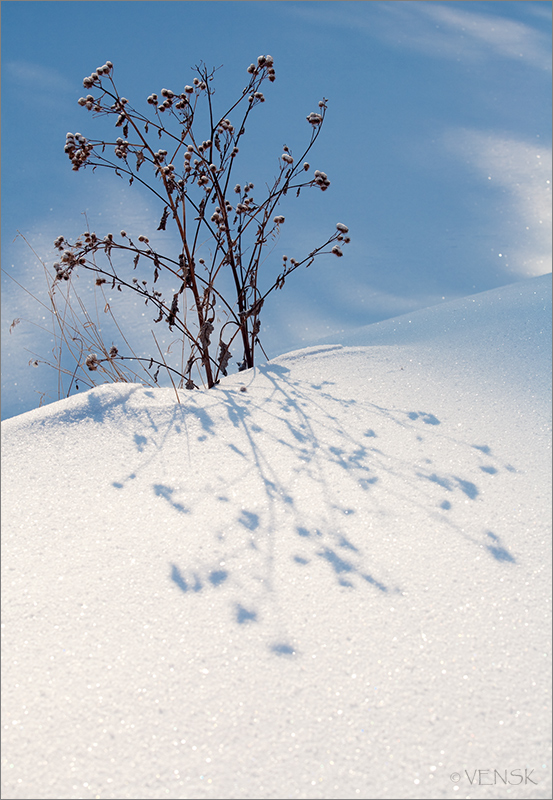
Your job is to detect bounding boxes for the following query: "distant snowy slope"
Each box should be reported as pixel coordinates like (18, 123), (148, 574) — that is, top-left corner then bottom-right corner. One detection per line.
(2, 275), (551, 800)
(329, 275), (551, 348)
(323, 273), (552, 396)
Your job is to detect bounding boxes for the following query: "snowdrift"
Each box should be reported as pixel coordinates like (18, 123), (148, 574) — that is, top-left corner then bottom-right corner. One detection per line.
(2, 274), (551, 799)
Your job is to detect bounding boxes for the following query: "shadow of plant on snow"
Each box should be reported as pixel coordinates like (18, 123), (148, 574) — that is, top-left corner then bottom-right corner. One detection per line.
(105, 356), (518, 656)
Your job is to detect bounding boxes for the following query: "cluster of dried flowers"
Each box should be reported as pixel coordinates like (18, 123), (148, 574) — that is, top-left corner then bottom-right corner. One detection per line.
(43, 56), (349, 393)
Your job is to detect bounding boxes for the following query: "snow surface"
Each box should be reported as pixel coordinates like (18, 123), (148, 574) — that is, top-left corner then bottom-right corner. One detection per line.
(2, 274), (551, 800)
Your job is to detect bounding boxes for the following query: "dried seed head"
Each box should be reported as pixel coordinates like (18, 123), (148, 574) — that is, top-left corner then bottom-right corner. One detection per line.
(306, 112), (323, 125)
(331, 245), (343, 257)
(282, 153), (294, 164)
(336, 223), (349, 233)
(273, 215), (285, 224)
(184, 85), (194, 94)
(85, 354), (99, 371)
(314, 170), (330, 189)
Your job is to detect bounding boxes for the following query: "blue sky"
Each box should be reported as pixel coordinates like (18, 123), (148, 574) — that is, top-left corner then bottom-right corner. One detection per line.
(2, 1), (551, 418)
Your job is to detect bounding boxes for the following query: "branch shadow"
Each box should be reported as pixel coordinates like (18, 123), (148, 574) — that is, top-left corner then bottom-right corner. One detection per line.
(100, 356), (520, 657)
(167, 358), (518, 655)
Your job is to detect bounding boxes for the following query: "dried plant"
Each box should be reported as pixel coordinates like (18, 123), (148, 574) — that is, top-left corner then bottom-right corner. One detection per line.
(17, 56), (350, 394)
